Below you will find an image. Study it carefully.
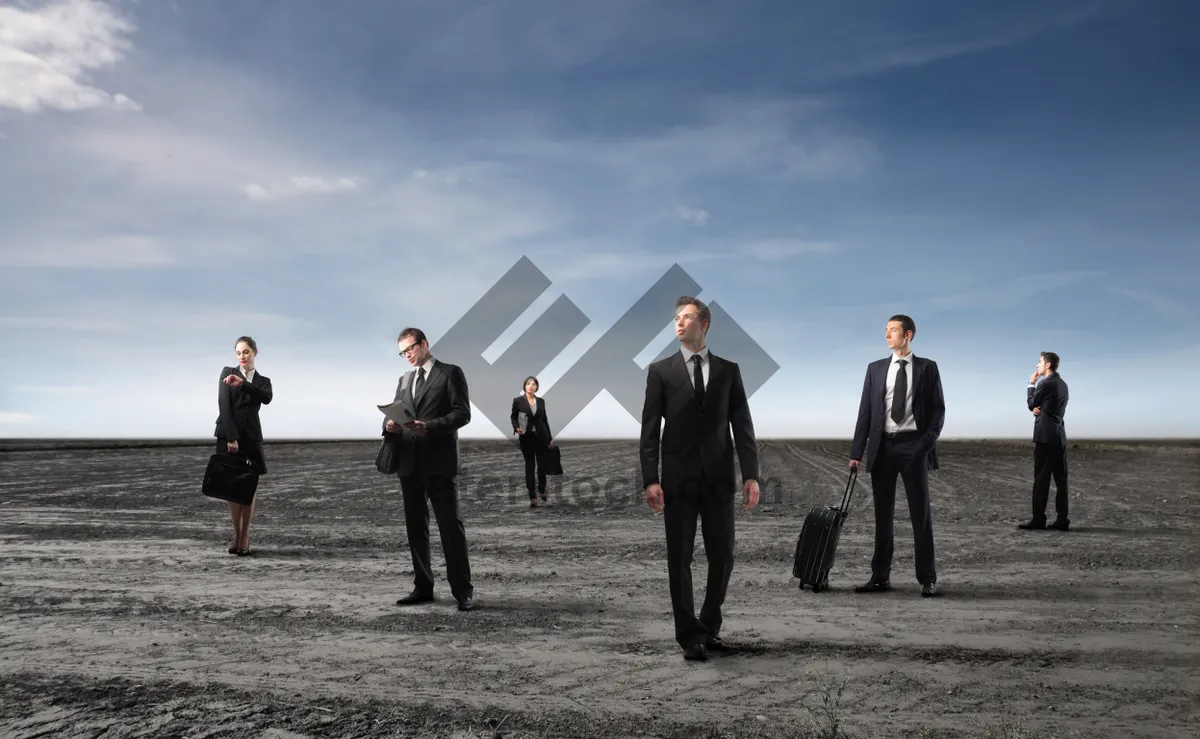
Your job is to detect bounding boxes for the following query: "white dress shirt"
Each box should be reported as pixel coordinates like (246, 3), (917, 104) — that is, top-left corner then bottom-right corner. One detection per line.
(412, 357), (436, 400)
(239, 366), (255, 383)
(679, 345), (710, 389)
(884, 352), (918, 433)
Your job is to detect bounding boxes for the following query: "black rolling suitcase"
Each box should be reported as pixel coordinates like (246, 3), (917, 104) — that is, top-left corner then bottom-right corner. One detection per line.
(793, 468), (858, 592)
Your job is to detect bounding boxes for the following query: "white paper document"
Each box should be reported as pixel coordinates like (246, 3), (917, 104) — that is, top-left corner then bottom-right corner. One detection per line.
(378, 401), (415, 426)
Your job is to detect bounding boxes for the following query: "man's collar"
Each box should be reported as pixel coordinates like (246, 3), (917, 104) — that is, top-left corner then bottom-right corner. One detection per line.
(417, 356), (436, 372)
(890, 351), (915, 364)
(680, 345), (709, 362)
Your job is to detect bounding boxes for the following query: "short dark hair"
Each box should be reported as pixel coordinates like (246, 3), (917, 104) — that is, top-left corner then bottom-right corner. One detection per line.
(888, 314), (915, 339)
(676, 296), (711, 331)
(397, 328), (427, 346)
(523, 375), (539, 391)
(1040, 351), (1060, 372)
(234, 336), (257, 352)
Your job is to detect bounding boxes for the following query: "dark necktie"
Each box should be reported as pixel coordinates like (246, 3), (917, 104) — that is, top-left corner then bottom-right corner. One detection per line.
(414, 367), (426, 400)
(891, 359), (907, 425)
(692, 354), (705, 407)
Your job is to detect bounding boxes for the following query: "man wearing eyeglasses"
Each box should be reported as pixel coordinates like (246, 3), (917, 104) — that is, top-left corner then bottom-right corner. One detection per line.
(385, 327), (475, 611)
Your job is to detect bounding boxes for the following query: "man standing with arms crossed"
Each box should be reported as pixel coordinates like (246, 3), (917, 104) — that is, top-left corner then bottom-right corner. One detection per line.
(640, 296), (760, 662)
(1020, 351), (1070, 530)
(849, 314), (945, 597)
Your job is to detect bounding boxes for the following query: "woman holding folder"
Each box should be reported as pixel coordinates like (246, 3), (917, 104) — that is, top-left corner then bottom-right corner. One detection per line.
(511, 376), (554, 507)
(215, 336), (272, 555)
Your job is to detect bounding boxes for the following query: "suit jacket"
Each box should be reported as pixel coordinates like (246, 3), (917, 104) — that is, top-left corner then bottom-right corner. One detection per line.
(851, 354), (945, 473)
(214, 366), (273, 442)
(639, 350), (759, 497)
(511, 394), (552, 446)
(382, 359), (471, 478)
(1028, 372), (1068, 447)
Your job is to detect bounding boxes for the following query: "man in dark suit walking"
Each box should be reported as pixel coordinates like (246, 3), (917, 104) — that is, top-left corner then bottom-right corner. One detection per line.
(640, 296), (760, 662)
(1020, 351), (1070, 531)
(384, 327), (475, 611)
(849, 314), (945, 597)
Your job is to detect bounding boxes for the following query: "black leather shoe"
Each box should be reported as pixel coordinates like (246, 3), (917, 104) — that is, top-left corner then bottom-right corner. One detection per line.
(921, 582), (941, 597)
(1048, 519), (1070, 531)
(683, 643), (708, 661)
(457, 596), (474, 611)
(396, 590), (434, 605)
(705, 636), (725, 651)
(855, 578), (891, 593)
(1018, 520), (1046, 530)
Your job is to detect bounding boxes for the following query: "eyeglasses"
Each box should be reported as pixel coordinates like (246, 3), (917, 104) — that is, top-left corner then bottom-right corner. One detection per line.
(398, 343), (422, 357)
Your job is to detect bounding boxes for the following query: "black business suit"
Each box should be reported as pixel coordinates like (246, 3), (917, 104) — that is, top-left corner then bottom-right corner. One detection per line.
(511, 394), (552, 499)
(1027, 373), (1070, 525)
(214, 365), (272, 476)
(640, 347), (759, 649)
(382, 357), (473, 600)
(850, 353), (945, 585)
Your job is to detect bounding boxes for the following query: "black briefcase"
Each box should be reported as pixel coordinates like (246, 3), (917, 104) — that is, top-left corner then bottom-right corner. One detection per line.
(202, 452), (260, 505)
(540, 445), (563, 475)
(375, 436), (401, 474)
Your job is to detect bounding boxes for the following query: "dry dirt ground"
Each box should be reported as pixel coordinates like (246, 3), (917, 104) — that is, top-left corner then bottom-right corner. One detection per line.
(0, 439), (1196, 739)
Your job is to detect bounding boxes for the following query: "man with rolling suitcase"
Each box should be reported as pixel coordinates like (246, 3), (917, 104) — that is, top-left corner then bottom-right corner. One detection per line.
(849, 314), (945, 597)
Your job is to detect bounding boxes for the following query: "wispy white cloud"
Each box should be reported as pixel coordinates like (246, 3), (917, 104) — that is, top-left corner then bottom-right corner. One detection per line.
(929, 270), (1105, 311)
(822, 5), (1106, 79)
(536, 236), (839, 286)
(411, 165), (493, 187)
(0, 234), (175, 268)
(399, 0), (650, 77)
(65, 116), (326, 194)
(0, 305), (311, 340)
(495, 96), (877, 186)
(243, 175), (365, 201)
(16, 385), (91, 395)
(538, 245), (728, 285)
(1107, 286), (1190, 317)
(0, 411), (36, 424)
(362, 173), (563, 253)
(670, 205), (709, 226)
(0, 316), (119, 332)
(0, 0), (140, 113)
(738, 240), (838, 261)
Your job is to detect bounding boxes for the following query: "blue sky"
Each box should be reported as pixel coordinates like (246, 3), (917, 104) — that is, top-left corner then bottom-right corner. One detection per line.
(1, 0), (1197, 440)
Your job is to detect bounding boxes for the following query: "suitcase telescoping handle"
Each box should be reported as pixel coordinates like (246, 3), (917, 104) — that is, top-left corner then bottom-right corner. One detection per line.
(839, 467), (858, 514)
